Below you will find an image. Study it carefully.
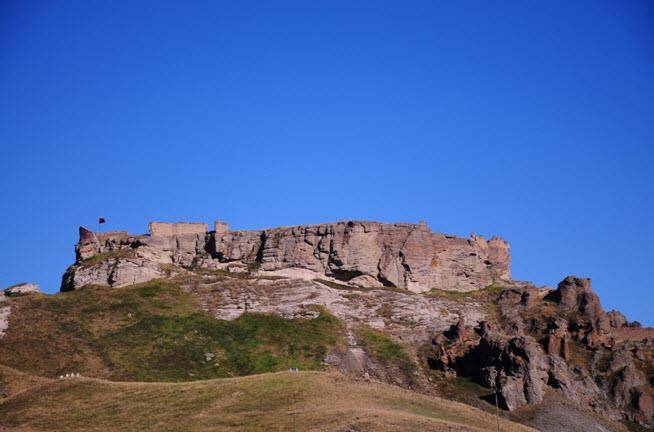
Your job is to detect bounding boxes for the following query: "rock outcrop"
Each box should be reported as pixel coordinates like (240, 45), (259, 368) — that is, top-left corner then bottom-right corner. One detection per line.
(61, 220), (510, 293)
(0, 292), (9, 338)
(425, 276), (654, 425)
(430, 320), (604, 412)
(4, 283), (40, 297)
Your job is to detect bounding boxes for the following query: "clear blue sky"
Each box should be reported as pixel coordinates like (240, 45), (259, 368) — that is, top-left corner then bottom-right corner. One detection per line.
(2, 1), (653, 325)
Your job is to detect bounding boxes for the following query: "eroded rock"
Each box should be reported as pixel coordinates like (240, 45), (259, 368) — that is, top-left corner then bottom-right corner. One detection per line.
(4, 283), (40, 297)
(426, 276), (652, 422)
(61, 220), (511, 292)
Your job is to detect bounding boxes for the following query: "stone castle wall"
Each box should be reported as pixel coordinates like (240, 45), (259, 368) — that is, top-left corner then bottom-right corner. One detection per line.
(148, 222), (208, 237)
(63, 220), (511, 293)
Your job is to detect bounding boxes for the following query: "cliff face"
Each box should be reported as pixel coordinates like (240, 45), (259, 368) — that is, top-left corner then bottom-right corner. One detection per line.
(424, 276), (654, 426)
(62, 220), (510, 293)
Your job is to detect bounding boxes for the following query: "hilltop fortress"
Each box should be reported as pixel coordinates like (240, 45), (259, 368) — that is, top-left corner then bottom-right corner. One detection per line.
(62, 220), (510, 292)
(14, 219), (654, 426)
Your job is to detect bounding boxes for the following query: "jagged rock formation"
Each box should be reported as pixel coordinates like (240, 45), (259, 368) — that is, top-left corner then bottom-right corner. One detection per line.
(425, 276), (654, 426)
(61, 220), (510, 293)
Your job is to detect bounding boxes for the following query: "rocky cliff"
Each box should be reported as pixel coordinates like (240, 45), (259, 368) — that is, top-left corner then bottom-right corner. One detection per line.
(61, 220), (511, 293)
(425, 276), (654, 425)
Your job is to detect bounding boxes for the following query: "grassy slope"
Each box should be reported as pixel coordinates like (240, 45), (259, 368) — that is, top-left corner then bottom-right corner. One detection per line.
(0, 364), (47, 398)
(355, 326), (417, 383)
(0, 369), (536, 432)
(0, 280), (343, 381)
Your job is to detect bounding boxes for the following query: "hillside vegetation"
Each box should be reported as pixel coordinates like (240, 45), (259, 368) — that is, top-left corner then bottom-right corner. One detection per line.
(0, 280), (344, 381)
(0, 368), (536, 432)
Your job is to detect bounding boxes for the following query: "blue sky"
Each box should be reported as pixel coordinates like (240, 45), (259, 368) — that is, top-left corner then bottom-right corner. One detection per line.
(1, 1), (653, 325)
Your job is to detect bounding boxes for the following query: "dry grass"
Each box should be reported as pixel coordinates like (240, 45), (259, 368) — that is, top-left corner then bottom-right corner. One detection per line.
(425, 282), (505, 302)
(0, 369), (537, 432)
(0, 365), (48, 398)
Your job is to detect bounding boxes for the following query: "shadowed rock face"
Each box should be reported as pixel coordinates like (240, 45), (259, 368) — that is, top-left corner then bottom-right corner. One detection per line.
(61, 220), (510, 293)
(425, 276), (654, 426)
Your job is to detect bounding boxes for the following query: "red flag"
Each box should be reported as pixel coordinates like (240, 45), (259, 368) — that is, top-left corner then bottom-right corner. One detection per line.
(98, 218), (106, 224)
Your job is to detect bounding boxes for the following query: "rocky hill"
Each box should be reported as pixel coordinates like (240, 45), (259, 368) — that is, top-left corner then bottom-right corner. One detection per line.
(1, 219), (653, 432)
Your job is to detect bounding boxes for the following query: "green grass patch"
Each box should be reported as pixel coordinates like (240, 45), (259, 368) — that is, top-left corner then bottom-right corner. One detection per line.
(0, 280), (344, 382)
(426, 282), (505, 301)
(80, 249), (135, 267)
(103, 307), (344, 381)
(355, 326), (416, 382)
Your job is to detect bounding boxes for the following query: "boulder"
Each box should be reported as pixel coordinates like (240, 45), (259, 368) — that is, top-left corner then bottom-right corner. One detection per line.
(4, 283), (40, 297)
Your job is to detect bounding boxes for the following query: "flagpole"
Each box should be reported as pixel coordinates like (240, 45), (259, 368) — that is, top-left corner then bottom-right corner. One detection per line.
(97, 217), (106, 234)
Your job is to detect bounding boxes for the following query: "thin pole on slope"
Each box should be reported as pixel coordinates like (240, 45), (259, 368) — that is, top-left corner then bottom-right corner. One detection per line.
(288, 388), (299, 432)
(494, 384), (501, 432)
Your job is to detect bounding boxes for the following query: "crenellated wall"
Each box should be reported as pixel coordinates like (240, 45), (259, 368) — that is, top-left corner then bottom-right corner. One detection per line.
(62, 220), (511, 293)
